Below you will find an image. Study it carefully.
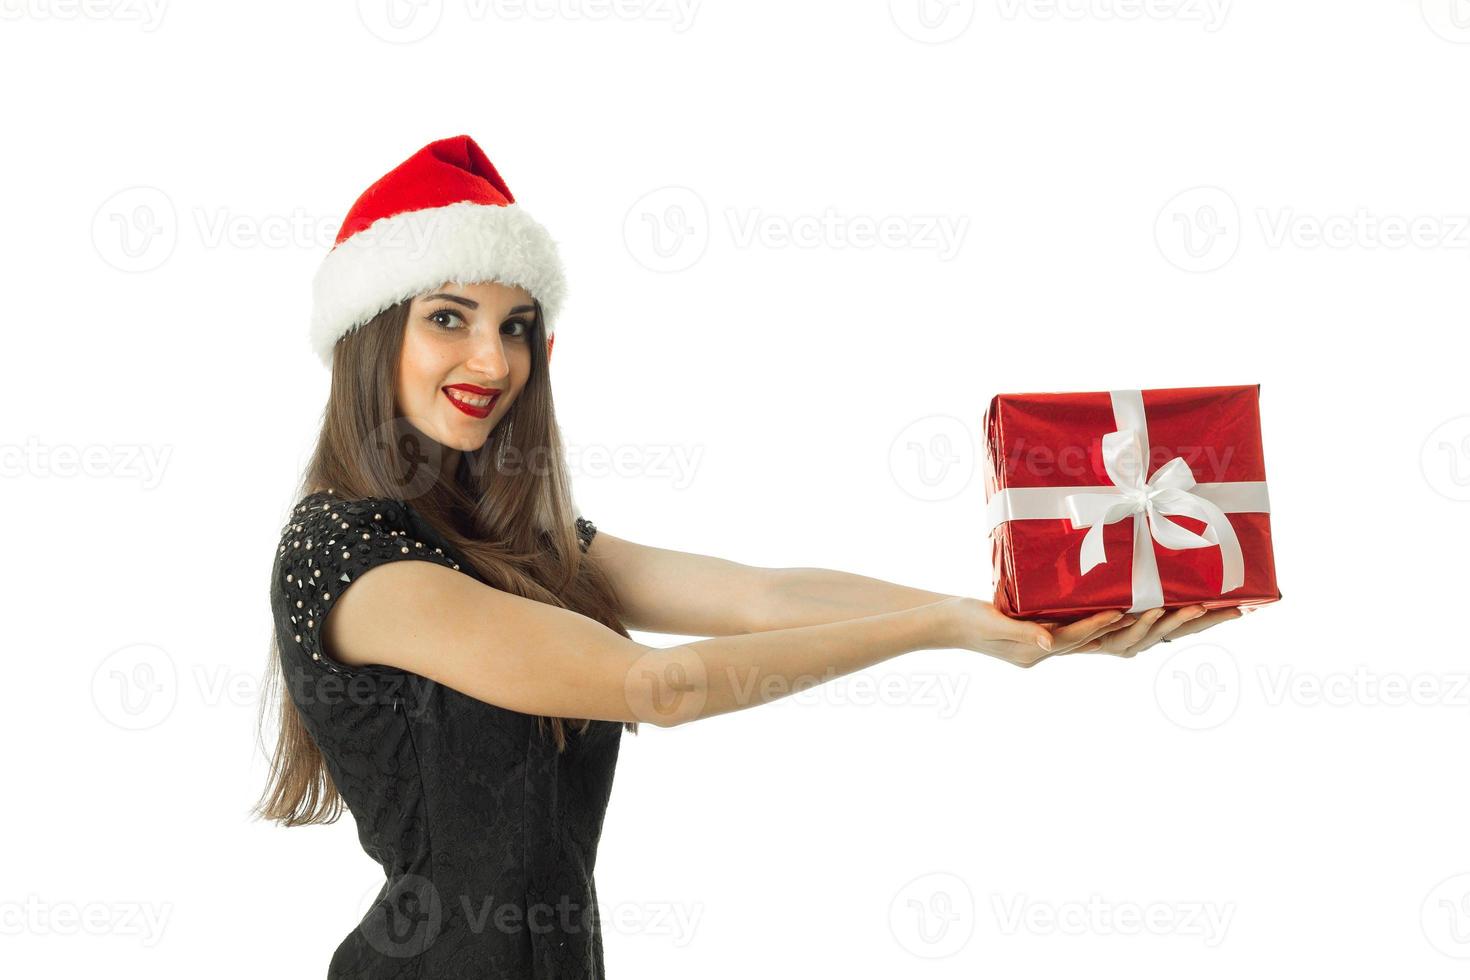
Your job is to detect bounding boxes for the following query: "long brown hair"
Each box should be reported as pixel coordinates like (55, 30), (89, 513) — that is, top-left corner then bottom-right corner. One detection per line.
(253, 295), (637, 827)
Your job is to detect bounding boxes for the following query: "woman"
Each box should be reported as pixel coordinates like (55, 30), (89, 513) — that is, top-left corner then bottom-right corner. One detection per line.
(253, 135), (1241, 979)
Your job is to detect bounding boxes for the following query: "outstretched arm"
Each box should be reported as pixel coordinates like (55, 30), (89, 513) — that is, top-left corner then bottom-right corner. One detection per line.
(588, 530), (957, 635)
(752, 566), (958, 631)
(588, 530), (1240, 658)
(319, 556), (1051, 727)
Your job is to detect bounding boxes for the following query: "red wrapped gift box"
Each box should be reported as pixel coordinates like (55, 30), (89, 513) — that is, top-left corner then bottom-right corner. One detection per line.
(982, 384), (1281, 621)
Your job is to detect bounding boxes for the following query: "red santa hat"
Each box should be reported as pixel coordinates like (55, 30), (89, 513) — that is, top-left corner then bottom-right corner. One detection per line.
(310, 135), (566, 366)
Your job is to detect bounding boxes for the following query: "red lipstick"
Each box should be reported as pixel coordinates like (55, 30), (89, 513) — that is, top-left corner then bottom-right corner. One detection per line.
(442, 384), (501, 419)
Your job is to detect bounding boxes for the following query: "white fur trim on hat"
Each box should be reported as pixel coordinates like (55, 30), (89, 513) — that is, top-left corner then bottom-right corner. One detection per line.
(310, 201), (565, 366)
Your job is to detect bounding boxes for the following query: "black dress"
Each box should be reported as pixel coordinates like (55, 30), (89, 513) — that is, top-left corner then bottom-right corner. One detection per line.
(269, 489), (622, 979)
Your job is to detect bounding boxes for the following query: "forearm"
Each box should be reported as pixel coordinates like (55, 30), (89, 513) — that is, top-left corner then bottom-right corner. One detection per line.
(655, 599), (955, 726)
(754, 566), (960, 631)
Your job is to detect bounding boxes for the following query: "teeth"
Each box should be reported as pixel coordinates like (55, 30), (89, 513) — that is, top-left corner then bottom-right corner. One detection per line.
(448, 390), (493, 408)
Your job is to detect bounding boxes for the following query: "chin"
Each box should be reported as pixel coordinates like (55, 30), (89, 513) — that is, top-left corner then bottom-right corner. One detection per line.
(440, 428), (493, 452)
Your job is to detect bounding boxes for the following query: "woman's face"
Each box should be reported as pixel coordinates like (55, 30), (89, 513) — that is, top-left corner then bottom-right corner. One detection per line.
(397, 280), (536, 454)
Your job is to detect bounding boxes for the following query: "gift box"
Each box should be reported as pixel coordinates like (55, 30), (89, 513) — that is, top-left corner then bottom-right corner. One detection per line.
(982, 384), (1281, 621)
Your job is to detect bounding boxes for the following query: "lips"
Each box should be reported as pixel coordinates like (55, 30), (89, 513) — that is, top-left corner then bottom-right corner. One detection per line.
(443, 384), (501, 419)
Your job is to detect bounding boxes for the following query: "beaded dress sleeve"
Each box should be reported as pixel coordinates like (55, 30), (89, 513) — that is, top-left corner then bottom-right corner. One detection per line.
(273, 493), (464, 676)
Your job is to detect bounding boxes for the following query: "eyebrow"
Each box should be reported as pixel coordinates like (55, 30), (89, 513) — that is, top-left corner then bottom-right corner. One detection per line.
(423, 293), (536, 317)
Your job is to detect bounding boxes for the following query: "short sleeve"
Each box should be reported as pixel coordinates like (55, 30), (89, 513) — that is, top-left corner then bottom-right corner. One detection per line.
(575, 516), (597, 553)
(271, 492), (463, 676)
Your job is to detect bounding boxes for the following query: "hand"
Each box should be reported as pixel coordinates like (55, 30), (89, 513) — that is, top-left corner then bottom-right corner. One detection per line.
(937, 598), (1158, 669)
(1049, 604), (1248, 659)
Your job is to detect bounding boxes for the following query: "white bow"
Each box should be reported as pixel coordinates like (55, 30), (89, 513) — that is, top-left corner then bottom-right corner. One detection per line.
(1062, 426), (1245, 593)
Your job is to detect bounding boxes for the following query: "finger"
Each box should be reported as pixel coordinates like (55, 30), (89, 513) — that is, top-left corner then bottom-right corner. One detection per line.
(1139, 605), (1208, 648)
(977, 607), (1056, 652)
(1062, 620), (1146, 655)
(1126, 605), (1216, 656)
(1100, 607), (1167, 654)
(1001, 617), (1057, 652)
(1094, 614), (1139, 637)
(1158, 606), (1244, 641)
(1053, 613), (1138, 653)
(1000, 640), (1060, 669)
(1048, 610), (1127, 650)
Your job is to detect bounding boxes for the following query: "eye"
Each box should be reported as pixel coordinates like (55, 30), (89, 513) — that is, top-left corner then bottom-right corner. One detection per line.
(427, 307), (466, 331)
(503, 317), (533, 339)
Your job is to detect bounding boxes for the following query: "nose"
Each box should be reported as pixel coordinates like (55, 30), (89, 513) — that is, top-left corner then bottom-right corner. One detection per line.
(463, 330), (511, 380)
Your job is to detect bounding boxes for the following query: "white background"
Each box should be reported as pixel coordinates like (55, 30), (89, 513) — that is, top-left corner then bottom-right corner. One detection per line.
(5, 1), (1469, 976)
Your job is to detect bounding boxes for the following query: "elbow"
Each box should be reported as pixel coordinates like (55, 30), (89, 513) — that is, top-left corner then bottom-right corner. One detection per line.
(623, 644), (707, 729)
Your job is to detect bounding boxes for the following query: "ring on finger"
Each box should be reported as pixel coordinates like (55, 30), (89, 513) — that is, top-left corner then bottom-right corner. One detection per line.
(1156, 608), (1206, 644)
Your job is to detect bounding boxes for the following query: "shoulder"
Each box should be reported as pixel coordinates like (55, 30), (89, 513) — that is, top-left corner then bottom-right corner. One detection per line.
(281, 491), (595, 554)
(271, 490), (463, 674)
(283, 489), (406, 531)
(277, 492), (452, 569)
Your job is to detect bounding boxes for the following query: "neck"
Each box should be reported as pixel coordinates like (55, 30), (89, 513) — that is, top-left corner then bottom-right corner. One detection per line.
(440, 447), (462, 484)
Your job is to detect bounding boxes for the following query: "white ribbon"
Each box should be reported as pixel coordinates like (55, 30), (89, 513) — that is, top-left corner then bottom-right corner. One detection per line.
(985, 389), (1270, 613)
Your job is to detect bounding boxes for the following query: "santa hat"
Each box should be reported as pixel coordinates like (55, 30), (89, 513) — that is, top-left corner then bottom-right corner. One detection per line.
(309, 135), (566, 366)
